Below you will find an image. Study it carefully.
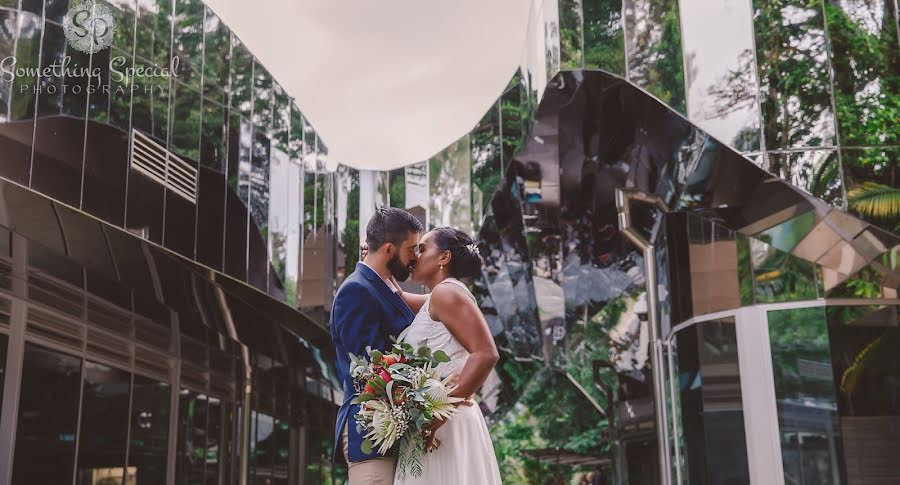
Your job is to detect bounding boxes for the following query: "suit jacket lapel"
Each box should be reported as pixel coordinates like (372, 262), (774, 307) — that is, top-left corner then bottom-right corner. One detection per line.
(355, 263), (415, 320)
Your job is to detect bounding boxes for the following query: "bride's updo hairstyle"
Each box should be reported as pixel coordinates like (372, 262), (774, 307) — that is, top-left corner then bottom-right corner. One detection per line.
(432, 227), (483, 279)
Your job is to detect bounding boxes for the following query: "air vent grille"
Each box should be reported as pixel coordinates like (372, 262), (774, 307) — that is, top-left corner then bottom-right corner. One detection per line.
(131, 130), (197, 203)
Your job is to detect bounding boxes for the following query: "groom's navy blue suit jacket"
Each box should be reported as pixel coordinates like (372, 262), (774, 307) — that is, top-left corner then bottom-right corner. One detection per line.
(330, 262), (415, 464)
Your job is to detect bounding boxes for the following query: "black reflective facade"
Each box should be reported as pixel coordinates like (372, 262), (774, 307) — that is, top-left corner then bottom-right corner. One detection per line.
(0, 0), (345, 484)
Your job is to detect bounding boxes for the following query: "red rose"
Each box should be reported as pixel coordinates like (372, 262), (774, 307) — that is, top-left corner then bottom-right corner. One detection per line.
(378, 369), (392, 383)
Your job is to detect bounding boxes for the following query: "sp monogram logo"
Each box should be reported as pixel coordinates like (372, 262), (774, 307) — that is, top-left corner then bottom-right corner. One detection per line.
(63, 1), (116, 54)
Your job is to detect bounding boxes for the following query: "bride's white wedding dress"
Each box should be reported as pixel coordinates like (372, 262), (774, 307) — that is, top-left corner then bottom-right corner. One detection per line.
(395, 278), (502, 485)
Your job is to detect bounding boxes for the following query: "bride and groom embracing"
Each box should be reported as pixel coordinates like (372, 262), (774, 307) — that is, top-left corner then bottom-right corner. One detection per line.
(329, 207), (502, 485)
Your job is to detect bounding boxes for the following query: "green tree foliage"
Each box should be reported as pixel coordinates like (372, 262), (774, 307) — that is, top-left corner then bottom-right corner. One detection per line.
(583, 0), (626, 74)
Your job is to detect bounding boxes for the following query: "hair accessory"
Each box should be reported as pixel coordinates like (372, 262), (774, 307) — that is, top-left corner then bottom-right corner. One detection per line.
(466, 243), (480, 255)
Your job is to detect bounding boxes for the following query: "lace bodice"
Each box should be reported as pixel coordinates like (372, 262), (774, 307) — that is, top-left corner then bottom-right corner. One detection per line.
(398, 278), (473, 379)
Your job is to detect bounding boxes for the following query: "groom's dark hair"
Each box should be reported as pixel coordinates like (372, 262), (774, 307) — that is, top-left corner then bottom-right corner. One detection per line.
(366, 207), (424, 251)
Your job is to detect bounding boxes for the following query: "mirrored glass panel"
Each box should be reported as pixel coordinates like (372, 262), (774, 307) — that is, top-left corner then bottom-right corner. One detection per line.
(762, 150), (844, 206)
(429, 135), (472, 233)
(680, 0), (761, 152)
(127, 374), (172, 485)
(558, 0), (584, 69)
(0, 9), (28, 185)
(12, 344), (83, 485)
(768, 307), (842, 485)
(753, 0), (836, 150)
(202, 9), (230, 105)
(583, 0), (625, 73)
(76, 362), (131, 485)
(176, 389), (208, 484)
(624, 0), (686, 112)
(842, 147), (899, 234)
(268, 145), (292, 289)
(826, 0), (899, 147)
(471, 101), (501, 229)
(675, 318), (750, 485)
(335, 165), (359, 285)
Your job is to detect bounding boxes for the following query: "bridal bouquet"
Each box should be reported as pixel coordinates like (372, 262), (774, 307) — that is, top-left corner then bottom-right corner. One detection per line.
(349, 341), (462, 478)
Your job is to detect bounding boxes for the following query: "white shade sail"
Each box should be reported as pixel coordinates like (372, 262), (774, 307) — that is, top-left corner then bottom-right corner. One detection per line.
(204, 0), (531, 171)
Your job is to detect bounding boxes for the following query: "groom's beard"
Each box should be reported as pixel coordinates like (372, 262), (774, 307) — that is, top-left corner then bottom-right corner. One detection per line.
(387, 254), (412, 282)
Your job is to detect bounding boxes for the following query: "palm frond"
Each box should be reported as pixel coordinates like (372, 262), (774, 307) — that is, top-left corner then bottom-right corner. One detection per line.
(847, 182), (900, 220)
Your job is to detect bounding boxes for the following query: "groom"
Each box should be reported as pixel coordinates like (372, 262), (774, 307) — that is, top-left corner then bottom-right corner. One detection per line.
(330, 207), (424, 484)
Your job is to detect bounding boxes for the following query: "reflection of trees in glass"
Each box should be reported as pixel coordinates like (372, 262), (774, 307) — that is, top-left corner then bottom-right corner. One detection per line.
(472, 102), (502, 220)
(753, 0), (834, 149)
(501, 74), (527, 163)
(848, 183), (900, 233)
(388, 169), (405, 208)
(768, 307), (836, 404)
(559, 0), (584, 70)
(429, 136), (472, 233)
(337, 166), (360, 278)
(842, 148), (899, 233)
(695, 48), (762, 152)
(584, 0), (625, 74)
(825, 0), (899, 147)
(491, 366), (609, 483)
(625, 0), (686, 113)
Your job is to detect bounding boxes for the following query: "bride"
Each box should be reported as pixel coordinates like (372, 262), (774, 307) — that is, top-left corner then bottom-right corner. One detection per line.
(389, 227), (503, 484)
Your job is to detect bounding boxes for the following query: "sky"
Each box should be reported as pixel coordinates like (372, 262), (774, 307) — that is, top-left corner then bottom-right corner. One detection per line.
(204, 0), (532, 171)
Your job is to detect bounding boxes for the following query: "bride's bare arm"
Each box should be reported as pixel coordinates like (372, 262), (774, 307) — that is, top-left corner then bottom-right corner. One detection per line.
(429, 283), (499, 399)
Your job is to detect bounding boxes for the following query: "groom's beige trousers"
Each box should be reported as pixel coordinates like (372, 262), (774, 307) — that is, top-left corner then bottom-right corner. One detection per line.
(342, 424), (396, 485)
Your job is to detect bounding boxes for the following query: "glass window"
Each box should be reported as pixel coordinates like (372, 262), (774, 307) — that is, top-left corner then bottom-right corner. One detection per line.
(83, 107), (131, 226)
(826, 0), (899, 147)
(203, 396), (226, 485)
(76, 362), (132, 485)
(44, 0), (69, 24)
(768, 307), (842, 485)
(107, 48), (134, 131)
(176, 389), (208, 485)
(273, 419), (290, 485)
(335, 166), (359, 284)
(200, 99), (227, 172)
(223, 113), (250, 280)
(249, 411), (275, 485)
(268, 146), (291, 288)
(10, 11), (40, 121)
(676, 319), (750, 485)
(252, 64), (273, 134)
(679, 0), (761, 152)
(429, 136), (473, 234)
(128, 375), (172, 485)
(196, 167), (226, 271)
(558, 0), (584, 69)
(842, 147), (900, 234)
(761, 151), (844, 207)
(170, 81), (202, 161)
(229, 37), (252, 115)
(388, 168), (406, 208)
(471, 101), (501, 227)
(202, 9), (230, 105)
(624, 0), (686, 113)
(12, 344), (83, 485)
(0, 9), (29, 185)
(753, 0), (835, 150)
(173, 0), (204, 75)
(164, 182), (197, 258)
(35, 18), (65, 119)
(583, 0), (625, 74)
(248, 130), (271, 291)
